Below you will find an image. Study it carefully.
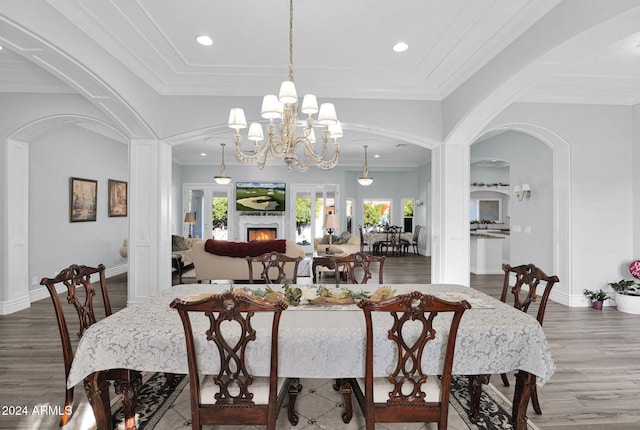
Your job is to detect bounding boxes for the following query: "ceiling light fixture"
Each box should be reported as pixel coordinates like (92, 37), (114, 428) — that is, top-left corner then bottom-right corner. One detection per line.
(196, 35), (213, 46)
(214, 143), (232, 185)
(393, 42), (408, 52)
(357, 145), (374, 186)
(227, 0), (342, 172)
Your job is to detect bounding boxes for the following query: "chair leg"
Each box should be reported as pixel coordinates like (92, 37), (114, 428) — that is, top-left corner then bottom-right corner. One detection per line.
(531, 382), (542, 415)
(114, 372), (143, 430)
(500, 372), (510, 387)
(60, 387), (74, 426)
(467, 374), (490, 423)
(287, 379), (302, 426)
(340, 380), (353, 424)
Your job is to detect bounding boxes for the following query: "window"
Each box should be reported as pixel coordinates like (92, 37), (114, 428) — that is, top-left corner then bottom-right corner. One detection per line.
(363, 199), (391, 227)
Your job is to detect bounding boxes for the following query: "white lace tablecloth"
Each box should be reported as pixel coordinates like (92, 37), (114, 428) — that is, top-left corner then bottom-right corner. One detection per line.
(67, 283), (555, 388)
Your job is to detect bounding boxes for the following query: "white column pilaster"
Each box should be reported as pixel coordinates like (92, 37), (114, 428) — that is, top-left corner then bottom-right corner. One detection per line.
(128, 139), (171, 303)
(431, 142), (470, 286)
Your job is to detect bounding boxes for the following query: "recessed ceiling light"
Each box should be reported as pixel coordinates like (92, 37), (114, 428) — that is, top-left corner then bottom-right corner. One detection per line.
(374, 154), (380, 158)
(200, 152), (207, 157)
(0, 45), (3, 50)
(392, 42), (408, 53)
(196, 35), (213, 46)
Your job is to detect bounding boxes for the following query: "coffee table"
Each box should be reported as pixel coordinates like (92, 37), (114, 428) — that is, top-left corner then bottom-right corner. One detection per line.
(312, 251), (344, 283)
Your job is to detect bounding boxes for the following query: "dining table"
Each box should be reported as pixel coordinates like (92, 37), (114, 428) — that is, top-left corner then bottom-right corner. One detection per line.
(68, 282), (555, 430)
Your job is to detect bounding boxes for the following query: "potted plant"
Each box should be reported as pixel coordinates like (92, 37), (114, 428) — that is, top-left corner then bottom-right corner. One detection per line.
(608, 279), (640, 314)
(583, 289), (610, 310)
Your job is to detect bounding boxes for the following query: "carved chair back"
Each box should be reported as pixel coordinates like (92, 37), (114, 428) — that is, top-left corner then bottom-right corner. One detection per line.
(41, 264), (140, 428)
(333, 252), (386, 285)
(501, 263), (559, 325)
(246, 251), (301, 284)
(357, 292), (471, 429)
(170, 291), (290, 428)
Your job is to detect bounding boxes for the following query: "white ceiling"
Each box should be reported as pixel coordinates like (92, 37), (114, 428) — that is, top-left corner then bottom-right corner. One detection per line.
(3, 0), (640, 166)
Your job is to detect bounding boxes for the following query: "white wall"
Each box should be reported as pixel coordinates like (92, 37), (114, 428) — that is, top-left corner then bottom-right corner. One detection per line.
(486, 103), (634, 293)
(29, 125), (128, 290)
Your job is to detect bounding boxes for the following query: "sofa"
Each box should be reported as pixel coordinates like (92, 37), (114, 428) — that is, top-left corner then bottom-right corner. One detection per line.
(313, 231), (361, 255)
(187, 239), (305, 282)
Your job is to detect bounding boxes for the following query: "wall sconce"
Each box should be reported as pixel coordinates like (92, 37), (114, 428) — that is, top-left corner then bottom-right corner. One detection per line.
(415, 200), (424, 207)
(513, 184), (531, 201)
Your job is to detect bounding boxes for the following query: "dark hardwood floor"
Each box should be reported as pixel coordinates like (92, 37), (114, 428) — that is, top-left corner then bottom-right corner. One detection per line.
(1, 255), (639, 429)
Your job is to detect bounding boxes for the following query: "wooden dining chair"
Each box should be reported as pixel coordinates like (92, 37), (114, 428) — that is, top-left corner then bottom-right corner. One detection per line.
(246, 251), (302, 284)
(41, 264), (142, 428)
(358, 224), (369, 253)
(408, 224), (421, 254)
(380, 225), (403, 256)
(169, 291), (300, 430)
(332, 252), (386, 285)
(500, 263), (559, 413)
(340, 292), (471, 429)
(468, 263), (559, 420)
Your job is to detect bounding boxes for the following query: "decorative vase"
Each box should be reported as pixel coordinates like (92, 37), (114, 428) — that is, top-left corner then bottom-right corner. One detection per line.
(614, 292), (640, 314)
(590, 300), (603, 310)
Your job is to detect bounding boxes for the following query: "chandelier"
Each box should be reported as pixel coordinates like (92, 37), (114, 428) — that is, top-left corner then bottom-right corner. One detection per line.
(227, 0), (342, 172)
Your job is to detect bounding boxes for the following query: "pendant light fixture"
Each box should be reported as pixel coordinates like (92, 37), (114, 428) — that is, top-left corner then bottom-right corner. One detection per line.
(214, 143), (232, 185)
(357, 145), (374, 186)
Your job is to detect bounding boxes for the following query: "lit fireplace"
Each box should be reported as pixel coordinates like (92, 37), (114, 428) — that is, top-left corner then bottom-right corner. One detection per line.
(247, 228), (277, 242)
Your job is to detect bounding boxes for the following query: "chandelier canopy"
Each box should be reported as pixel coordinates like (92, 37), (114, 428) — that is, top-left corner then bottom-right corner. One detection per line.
(227, 0), (342, 172)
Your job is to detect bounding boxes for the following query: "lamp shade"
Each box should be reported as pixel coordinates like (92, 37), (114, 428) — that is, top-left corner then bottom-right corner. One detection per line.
(261, 95), (284, 119)
(301, 94), (318, 114)
(228, 108), (247, 129)
(278, 80), (298, 104)
(184, 212), (196, 223)
(522, 183), (531, 191)
(328, 121), (343, 138)
(513, 185), (522, 193)
(214, 176), (232, 185)
(248, 123), (264, 141)
(317, 103), (337, 125)
(324, 212), (339, 230)
(357, 176), (374, 186)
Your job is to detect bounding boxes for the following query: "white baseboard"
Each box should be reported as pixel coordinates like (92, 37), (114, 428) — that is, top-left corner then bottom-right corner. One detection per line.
(0, 294), (31, 315)
(29, 263), (128, 303)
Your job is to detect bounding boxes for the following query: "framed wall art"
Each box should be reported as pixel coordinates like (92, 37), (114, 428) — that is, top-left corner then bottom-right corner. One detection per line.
(108, 179), (128, 217)
(70, 177), (97, 222)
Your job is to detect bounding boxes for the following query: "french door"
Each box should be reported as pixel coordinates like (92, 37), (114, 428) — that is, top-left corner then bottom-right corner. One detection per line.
(183, 184), (234, 240)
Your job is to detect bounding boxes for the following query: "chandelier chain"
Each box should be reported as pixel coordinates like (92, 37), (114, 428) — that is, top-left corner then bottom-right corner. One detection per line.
(289, 0), (294, 80)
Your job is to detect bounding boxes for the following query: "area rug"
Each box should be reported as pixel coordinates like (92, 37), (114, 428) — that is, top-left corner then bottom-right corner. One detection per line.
(450, 375), (539, 430)
(110, 374), (537, 430)
(111, 372), (187, 430)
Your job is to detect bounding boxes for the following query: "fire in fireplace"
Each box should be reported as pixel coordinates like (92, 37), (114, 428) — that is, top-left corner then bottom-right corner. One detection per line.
(247, 228), (277, 242)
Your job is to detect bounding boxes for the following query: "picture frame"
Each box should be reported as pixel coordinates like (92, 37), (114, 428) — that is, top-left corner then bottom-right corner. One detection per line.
(70, 177), (97, 222)
(108, 179), (128, 217)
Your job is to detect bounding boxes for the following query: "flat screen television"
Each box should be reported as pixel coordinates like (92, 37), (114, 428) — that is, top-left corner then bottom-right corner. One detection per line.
(236, 182), (286, 212)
